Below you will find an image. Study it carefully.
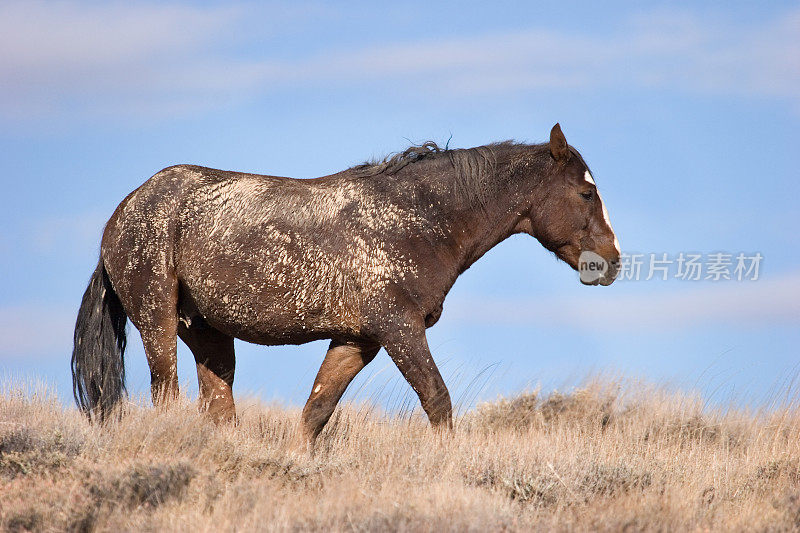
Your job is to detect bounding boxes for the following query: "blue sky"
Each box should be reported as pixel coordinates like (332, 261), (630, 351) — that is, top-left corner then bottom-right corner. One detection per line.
(1, 1), (798, 411)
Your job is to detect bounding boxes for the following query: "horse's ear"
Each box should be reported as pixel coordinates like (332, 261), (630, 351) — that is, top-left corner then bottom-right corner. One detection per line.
(549, 123), (570, 163)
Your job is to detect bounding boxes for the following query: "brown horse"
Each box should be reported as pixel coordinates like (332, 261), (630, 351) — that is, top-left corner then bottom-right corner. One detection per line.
(71, 124), (620, 443)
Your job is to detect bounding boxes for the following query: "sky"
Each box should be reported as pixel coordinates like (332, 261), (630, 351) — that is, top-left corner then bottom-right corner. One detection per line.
(1, 1), (798, 412)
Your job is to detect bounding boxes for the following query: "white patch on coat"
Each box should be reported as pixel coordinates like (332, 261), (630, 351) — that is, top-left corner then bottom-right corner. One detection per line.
(600, 201), (620, 253)
(587, 169), (620, 254)
(597, 195), (620, 254)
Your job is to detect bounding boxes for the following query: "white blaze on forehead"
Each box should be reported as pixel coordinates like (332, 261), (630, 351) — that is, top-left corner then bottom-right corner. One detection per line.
(600, 201), (620, 254)
(587, 169), (620, 254)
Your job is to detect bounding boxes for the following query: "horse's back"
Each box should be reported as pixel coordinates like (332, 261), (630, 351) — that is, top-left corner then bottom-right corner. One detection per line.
(103, 164), (301, 248)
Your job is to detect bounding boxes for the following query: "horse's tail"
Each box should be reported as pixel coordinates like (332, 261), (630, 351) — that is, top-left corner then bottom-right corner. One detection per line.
(71, 259), (128, 421)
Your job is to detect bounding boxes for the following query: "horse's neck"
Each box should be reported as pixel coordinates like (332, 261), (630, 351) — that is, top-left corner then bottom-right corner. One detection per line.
(426, 167), (537, 277)
(353, 144), (546, 287)
(449, 197), (526, 274)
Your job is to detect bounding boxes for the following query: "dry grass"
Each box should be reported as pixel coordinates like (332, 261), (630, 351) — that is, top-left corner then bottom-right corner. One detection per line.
(2, 379), (800, 532)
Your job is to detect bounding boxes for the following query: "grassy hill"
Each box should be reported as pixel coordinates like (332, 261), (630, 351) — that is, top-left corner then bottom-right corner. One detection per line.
(2, 379), (800, 531)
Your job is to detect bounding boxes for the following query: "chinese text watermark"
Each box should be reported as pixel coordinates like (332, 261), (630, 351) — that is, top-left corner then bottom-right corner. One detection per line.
(614, 252), (762, 282)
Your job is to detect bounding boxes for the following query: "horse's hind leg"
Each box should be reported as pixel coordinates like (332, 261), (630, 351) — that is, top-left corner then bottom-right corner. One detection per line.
(178, 322), (236, 423)
(133, 283), (180, 407)
(301, 340), (380, 444)
(140, 323), (180, 406)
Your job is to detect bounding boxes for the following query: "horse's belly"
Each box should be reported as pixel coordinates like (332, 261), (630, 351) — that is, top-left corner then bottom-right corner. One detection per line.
(180, 272), (362, 345)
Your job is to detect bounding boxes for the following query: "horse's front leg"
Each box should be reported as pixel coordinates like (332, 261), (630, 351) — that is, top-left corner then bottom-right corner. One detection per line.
(380, 320), (452, 429)
(300, 340), (380, 445)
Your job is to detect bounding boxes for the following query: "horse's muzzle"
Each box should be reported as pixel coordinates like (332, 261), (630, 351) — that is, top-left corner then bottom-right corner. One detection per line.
(598, 259), (619, 286)
(577, 250), (619, 286)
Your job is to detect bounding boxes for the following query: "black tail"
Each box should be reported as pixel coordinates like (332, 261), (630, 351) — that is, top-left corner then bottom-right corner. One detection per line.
(71, 260), (128, 421)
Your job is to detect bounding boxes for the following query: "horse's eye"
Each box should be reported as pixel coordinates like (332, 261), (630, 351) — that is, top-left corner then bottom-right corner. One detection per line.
(580, 190), (594, 201)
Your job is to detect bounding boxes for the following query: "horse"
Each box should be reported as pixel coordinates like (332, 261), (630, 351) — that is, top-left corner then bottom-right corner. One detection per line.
(71, 123), (620, 443)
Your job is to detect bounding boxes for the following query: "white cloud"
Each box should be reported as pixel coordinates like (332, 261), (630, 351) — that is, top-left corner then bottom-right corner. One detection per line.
(1, 3), (798, 122)
(0, 1), (246, 120)
(0, 2), (235, 72)
(291, 8), (800, 101)
(446, 271), (800, 332)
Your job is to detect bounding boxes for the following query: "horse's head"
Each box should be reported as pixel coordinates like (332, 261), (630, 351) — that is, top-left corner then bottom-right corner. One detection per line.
(519, 124), (620, 286)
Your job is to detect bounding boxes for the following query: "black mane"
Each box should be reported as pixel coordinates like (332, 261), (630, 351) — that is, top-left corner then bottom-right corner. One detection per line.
(351, 140), (531, 208)
(352, 141), (445, 176)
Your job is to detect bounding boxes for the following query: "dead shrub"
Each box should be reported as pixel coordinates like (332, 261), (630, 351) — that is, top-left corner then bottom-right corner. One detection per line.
(642, 413), (744, 448)
(88, 462), (196, 509)
(0, 427), (81, 478)
(4, 508), (42, 533)
(756, 458), (800, 483)
(470, 386), (617, 432)
(466, 465), (564, 507)
(580, 463), (652, 497)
